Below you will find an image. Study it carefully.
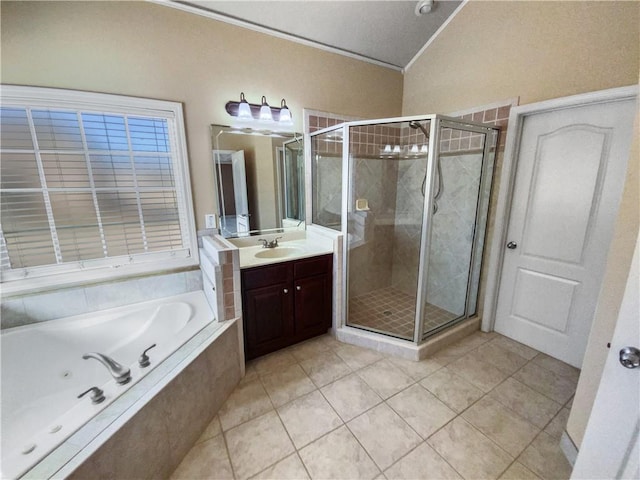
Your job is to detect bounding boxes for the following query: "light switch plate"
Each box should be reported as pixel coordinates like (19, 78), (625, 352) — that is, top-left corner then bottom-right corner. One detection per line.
(205, 214), (217, 229)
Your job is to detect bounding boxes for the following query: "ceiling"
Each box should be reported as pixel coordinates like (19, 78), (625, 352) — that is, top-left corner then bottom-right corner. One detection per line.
(169, 1), (464, 70)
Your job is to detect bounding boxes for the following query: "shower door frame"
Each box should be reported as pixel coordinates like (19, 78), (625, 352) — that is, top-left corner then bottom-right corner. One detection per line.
(420, 117), (500, 340)
(309, 115), (500, 346)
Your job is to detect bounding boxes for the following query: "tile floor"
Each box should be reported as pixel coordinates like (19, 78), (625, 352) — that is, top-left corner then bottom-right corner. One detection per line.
(170, 331), (577, 480)
(348, 287), (459, 339)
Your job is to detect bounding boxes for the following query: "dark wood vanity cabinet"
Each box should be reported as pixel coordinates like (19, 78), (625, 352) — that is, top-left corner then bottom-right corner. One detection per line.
(242, 254), (332, 360)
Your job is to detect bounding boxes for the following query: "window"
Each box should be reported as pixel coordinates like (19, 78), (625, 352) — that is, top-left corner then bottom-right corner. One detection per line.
(0, 86), (198, 294)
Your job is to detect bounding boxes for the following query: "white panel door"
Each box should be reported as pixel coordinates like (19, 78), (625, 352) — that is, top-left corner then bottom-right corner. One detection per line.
(494, 98), (636, 367)
(231, 150), (250, 233)
(571, 232), (639, 479)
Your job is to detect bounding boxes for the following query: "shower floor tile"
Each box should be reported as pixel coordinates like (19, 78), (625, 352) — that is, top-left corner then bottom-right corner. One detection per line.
(171, 332), (576, 480)
(348, 287), (459, 339)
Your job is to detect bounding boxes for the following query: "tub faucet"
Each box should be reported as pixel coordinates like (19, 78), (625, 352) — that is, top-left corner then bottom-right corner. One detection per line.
(258, 236), (282, 248)
(82, 352), (131, 385)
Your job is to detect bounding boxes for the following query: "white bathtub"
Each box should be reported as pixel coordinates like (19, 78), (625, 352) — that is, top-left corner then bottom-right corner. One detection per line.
(1, 291), (216, 479)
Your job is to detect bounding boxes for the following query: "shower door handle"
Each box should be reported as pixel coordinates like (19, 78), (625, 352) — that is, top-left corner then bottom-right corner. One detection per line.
(506, 241), (518, 249)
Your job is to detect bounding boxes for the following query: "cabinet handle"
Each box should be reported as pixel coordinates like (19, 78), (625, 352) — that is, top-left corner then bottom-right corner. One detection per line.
(296, 285), (301, 291)
(283, 288), (288, 294)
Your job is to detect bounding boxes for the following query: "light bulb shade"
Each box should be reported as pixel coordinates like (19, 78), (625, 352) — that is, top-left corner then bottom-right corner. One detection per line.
(421, 144), (429, 153)
(259, 96), (273, 121)
(279, 107), (292, 124)
(393, 145), (401, 153)
(279, 99), (292, 125)
(383, 144), (392, 153)
(238, 104), (252, 120)
(410, 144), (419, 153)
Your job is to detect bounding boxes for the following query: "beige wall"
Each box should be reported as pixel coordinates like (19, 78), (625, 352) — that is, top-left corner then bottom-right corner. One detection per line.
(403, 1), (639, 115)
(402, 0), (639, 449)
(1, 1), (402, 229)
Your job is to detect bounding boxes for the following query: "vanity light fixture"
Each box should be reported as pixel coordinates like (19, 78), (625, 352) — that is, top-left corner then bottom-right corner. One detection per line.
(225, 92), (294, 133)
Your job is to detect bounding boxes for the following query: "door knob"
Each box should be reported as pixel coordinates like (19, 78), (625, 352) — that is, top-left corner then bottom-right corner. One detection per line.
(506, 241), (518, 249)
(619, 347), (640, 369)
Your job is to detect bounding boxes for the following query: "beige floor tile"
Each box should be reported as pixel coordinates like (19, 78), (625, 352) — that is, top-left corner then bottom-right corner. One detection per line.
(356, 359), (415, 399)
(218, 378), (274, 431)
(261, 363), (317, 408)
(334, 343), (384, 370)
(420, 367), (484, 413)
(428, 417), (513, 480)
(518, 431), (572, 480)
(532, 353), (581, 383)
(513, 363), (576, 404)
(250, 453), (310, 480)
(253, 349), (298, 376)
(387, 384), (456, 439)
(241, 362), (259, 385)
(488, 378), (562, 429)
(473, 341), (529, 375)
(277, 390), (343, 448)
(288, 336), (332, 362)
(170, 434), (233, 480)
(387, 356), (443, 381)
(384, 442), (463, 480)
(447, 354), (510, 393)
(429, 338), (483, 366)
(462, 396), (540, 457)
(321, 373), (383, 421)
(225, 411), (295, 479)
(299, 350), (352, 387)
(315, 334), (343, 350)
(196, 415), (221, 444)
(490, 336), (539, 360)
(347, 403), (422, 470)
(544, 407), (571, 439)
(499, 462), (541, 480)
(299, 426), (380, 480)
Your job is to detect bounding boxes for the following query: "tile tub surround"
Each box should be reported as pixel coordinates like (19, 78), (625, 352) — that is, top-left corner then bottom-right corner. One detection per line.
(60, 320), (242, 480)
(1, 269), (203, 329)
(171, 331), (578, 480)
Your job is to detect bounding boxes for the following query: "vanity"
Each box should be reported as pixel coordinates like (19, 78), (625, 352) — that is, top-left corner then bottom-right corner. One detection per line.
(242, 252), (332, 359)
(210, 124), (336, 360)
(231, 236), (334, 360)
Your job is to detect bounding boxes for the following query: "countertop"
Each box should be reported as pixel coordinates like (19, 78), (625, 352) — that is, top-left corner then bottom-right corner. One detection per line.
(235, 238), (334, 269)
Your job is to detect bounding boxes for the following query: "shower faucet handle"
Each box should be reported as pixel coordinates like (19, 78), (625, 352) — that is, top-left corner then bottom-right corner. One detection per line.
(139, 344), (157, 368)
(78, 386), (106, 404)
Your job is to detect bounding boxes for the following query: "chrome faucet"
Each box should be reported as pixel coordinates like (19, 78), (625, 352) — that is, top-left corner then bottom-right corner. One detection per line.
(258, 236), (282, 249)
(82, 352), (131, 385)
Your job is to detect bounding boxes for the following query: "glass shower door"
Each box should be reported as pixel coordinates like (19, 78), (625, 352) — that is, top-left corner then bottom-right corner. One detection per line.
(421, 121), (497, 337)
(345, 120), (431, 341)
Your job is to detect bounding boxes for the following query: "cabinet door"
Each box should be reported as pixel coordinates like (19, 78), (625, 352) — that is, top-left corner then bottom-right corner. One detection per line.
(244, 283), (294, 359)
(294, 274), (331, 341)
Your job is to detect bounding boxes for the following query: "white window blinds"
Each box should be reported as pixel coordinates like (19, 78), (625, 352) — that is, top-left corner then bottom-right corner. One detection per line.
(0, 87), (197, 289)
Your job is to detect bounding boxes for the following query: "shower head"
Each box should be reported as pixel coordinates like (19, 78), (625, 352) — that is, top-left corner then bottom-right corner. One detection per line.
(409, 121), (429, 139)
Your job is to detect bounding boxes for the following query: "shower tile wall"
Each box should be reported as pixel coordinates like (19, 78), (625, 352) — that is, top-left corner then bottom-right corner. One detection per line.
(389, 106), (512, 333)
(308, 110), (356, 230)
(426, 152), (483, 315)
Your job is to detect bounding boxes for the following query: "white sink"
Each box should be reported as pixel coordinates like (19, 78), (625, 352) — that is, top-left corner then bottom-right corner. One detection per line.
(254, 247), (304, 259)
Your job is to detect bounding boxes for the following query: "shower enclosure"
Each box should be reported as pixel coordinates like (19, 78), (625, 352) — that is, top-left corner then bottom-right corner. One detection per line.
(311, 115), (499, 344)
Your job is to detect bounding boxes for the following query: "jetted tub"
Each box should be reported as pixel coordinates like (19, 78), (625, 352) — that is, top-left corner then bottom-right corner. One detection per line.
(1, 291), (218, 479)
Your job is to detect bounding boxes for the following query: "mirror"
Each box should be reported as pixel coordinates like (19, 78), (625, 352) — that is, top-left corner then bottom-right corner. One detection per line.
(211, 125), (305, 238)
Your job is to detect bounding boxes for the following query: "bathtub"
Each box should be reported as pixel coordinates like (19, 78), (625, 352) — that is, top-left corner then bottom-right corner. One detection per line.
(1, 290), (222, 479)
